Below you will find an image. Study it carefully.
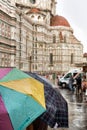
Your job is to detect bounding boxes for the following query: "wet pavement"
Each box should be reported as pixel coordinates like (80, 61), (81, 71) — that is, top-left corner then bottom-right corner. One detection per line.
(48, 87), (87, 130)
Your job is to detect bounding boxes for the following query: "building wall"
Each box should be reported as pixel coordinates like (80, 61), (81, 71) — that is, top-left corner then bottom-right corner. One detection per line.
(0, 0), (16, 67)
(15, 9), (34, 71)
(0, 0), (83, 74)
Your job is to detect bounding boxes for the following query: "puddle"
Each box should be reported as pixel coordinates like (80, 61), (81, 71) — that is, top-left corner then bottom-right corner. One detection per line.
(73, 119), (87, 128)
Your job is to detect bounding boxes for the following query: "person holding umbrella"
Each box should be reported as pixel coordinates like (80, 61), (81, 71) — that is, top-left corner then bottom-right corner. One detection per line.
(26, 118), (48, 130)
(74, 73), (82, 94)
(26, 124), (33, 130)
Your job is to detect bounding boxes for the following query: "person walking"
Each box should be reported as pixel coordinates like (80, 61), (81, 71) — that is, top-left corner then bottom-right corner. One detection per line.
(75, 73), (82, 95)
(68, 74), (74, 91)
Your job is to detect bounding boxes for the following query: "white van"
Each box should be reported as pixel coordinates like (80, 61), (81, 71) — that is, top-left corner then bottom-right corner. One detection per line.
(58, 68), (82, 88)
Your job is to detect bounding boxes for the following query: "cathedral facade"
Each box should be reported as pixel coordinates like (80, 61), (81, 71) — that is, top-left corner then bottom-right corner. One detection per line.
(0, 0), (83, 74)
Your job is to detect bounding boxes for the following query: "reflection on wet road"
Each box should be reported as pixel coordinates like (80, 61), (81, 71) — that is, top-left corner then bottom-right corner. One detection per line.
(48, 88), (87, 130)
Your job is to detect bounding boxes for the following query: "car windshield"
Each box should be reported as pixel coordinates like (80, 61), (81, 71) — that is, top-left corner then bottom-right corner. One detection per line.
(64, 73), (72, 78)
(64, 72), (78, 78)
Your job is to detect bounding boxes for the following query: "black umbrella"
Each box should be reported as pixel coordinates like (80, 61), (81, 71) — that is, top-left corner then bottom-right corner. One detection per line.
(25, 72), (69, 128)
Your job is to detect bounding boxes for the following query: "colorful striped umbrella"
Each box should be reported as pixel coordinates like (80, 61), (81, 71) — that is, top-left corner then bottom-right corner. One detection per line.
(0, 68), (46, 130)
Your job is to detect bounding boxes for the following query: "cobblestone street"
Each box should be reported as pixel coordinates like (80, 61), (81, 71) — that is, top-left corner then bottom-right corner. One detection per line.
(48, 87), (87, 130)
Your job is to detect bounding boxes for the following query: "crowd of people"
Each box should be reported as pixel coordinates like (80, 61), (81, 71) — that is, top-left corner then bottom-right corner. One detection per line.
(68, 73), (83, 94)
(45, 72), (87, 95)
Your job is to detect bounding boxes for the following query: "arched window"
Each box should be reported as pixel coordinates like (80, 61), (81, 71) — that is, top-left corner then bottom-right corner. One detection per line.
(35, 64), (37, 69)
(31, 15), (34, 18)
(53, 35), (56, 43)
(49, 53), (53, 65)
(59, 31), (63, 42)
(30, 0), (36, 4)
(71, 53), (74, 64)
(38, 16), (41, 19)
(64, 35), (66, 42)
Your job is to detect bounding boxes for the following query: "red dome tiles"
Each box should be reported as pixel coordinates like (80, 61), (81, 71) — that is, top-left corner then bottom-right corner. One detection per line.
(50, 15), (70, 27)
(29, 8), (40, 13)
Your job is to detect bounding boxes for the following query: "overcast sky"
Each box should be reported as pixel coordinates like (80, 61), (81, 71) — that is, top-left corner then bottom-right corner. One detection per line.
(56, 0), (87, 53)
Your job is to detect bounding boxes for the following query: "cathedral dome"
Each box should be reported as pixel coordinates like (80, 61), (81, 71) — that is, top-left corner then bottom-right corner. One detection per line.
(29, 8), (40, 13)
(50, 15), (70, 27)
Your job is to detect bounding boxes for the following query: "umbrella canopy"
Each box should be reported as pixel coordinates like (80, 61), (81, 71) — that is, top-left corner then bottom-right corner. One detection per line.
(0, 68), (46, 130)
(0, 95), (13, 130)
(25, 72), (69, 128)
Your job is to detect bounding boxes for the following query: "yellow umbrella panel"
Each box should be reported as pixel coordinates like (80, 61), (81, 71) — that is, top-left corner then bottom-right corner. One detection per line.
(0, 77), (46, 108)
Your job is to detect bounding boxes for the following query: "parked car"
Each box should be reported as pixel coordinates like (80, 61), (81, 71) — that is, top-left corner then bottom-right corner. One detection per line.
(58, 69), (82, 88)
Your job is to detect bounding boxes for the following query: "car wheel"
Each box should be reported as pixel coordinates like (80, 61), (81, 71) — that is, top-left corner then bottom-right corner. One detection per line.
(62, 83), (66, 88)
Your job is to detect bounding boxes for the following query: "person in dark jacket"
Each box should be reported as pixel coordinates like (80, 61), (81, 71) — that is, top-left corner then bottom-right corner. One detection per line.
(75, 73), (82, 94)
(26, 118), (48, 130)
(33, 118), (48, 130)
